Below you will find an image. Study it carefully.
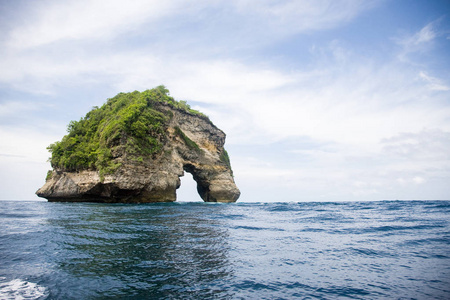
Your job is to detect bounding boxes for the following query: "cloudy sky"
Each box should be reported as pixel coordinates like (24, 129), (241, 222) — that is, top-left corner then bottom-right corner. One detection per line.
(0, 0), (449, 202)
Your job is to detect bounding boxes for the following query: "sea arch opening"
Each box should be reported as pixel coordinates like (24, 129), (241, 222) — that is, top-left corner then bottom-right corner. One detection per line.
(177, 170), (202, 202)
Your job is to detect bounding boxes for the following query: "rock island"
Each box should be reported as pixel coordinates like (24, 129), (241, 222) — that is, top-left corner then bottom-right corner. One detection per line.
(36, 86), (240, 203)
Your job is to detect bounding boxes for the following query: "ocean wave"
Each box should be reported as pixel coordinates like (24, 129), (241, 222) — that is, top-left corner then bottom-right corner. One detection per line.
(1, 200), (449, 299)
(0, 278), (47, 300)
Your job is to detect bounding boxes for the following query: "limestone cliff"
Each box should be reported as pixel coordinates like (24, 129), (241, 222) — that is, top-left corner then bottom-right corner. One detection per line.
(36, 87), (240, 203)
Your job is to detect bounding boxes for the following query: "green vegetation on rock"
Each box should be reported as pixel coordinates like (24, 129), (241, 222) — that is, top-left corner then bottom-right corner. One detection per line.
(174, 126), (201, 151)
(47, 86), (207, 176)
(45, 170), (53, 181)
(220, 149), (233, 176)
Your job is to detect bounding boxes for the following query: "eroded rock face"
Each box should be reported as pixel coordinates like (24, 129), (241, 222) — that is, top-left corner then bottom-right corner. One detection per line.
(36, 103), (240, 203)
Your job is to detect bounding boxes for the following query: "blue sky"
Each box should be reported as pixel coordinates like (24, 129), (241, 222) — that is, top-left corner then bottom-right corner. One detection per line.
(0, 0), (449, 201)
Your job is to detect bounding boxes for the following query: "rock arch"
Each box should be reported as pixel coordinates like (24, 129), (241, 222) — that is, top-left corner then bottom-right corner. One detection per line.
(181, 163), (239, 203)
(37, 97), (240, 203)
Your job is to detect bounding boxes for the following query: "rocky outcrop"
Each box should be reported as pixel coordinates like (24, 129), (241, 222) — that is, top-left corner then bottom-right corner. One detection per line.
(36, 101), (240, 203)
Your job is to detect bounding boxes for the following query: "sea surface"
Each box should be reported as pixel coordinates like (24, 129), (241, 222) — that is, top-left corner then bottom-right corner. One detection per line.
(0, 200), (449, 299)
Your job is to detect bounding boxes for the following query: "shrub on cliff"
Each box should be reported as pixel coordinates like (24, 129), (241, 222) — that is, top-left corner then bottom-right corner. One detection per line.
(47, 86), (206, 177)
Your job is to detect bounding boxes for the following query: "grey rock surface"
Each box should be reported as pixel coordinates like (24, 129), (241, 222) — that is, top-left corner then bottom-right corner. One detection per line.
(36, 103), (240, 203)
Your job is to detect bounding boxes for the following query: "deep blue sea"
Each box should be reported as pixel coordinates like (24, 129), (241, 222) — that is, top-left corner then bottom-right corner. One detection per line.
(0, 200), (449, 299)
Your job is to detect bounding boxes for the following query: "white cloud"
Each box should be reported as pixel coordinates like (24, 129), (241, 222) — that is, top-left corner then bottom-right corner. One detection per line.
(0, 0), (449, 201)
(413, 176), (425, 184)
(5, 0), (373, 51)
(232, 0), (375, 34)
(0, 126), (56, 163)
(410, 23), (436, 45)
(0, 101), (41, 117)
(2, 24), (449, 200)
(0, 46), (295, 95)
(396, 22), (437, 49)
(0, 126), (59, 200)
(397, 176), (426, 186)
(419, 71), (450, 91)
(7, 0), (181, 50)
(0, 0), (377, 94)
(232, 128), (450, 201)
(394, 19), (444, 64)
(231, 63), (450, 148)
(0, 158), (48, 200)
(381, 129), (450, 163)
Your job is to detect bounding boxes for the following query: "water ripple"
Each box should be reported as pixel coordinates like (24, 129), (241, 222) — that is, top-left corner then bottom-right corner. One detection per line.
(0, 200), (449, 299)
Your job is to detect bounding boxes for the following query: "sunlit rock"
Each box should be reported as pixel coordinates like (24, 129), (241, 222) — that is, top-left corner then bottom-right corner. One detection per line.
(36, 87), (240, 203)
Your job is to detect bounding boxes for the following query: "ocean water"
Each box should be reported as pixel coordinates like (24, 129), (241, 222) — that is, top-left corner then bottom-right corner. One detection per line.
(0, 200), (449, 299)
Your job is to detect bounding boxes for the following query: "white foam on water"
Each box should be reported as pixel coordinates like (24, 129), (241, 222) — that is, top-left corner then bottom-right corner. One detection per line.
(0, 278), (47, 300)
